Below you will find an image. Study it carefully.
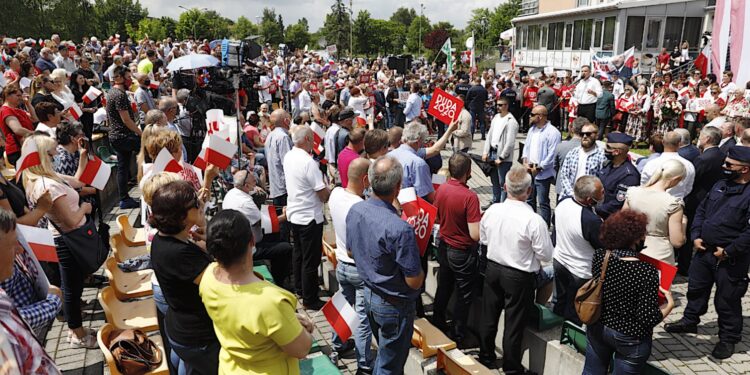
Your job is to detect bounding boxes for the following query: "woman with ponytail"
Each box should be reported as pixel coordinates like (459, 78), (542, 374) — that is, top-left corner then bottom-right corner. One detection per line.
(622, 159), (687, 265)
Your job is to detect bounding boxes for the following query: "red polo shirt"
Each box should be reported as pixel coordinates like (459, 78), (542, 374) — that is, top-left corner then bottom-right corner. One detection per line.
(434, 178), (482, 249)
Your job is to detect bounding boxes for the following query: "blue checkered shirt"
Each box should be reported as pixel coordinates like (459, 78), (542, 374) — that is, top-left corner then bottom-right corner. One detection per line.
(0, 253), (61, 331)
(558, 146), (607, 198)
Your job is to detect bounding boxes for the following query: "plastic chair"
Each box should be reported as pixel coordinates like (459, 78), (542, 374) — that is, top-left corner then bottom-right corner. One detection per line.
(104, 257), (153, 300)
(253, 265), (275, 284)
(436, 347), (494, 375)
(98, 286), (158, 332)
(532, 303), (564, 331)
(117, 214), (146, 247)
(560, 320), (587, 354)
(411, 318), (456, 358)
(322, 240), (337, 269)
(111, 233), (149, 262)
(97, 322), (168, 375)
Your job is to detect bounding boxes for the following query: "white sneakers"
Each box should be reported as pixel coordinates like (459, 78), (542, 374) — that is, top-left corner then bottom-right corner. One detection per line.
(68, 327), (98, 349)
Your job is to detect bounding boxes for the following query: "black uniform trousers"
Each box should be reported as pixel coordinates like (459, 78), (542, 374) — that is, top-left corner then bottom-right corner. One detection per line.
(682, 250), (749, 343)
(290, 220), (324, 305)
(479, 260), (535, 374)
(432, 242), (479, 339)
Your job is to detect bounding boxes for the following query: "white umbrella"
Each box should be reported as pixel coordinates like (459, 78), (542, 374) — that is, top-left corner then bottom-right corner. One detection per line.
(167, 54), (219, 71)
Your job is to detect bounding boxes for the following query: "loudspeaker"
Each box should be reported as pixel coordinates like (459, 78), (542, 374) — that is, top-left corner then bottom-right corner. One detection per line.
(387, 56), (411, 75)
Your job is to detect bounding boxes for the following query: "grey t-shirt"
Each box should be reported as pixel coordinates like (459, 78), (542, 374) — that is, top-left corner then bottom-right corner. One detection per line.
(537, 87), (558, 113)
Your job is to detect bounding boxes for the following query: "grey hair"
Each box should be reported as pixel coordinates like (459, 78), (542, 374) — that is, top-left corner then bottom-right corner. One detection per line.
(368, 156), (403, 197)
(291, 124), (312, 146)
(574, 176), (602, 201)
(700, 126), (722, 146)
(144, 109), (166, 126)
(401, 122), (428, 144)
(674, 128), (691, 147)
(176, 88), (190, 103)
(505, 165), (532, 198)
(0, 208), (16, 234)
(232, 169), (251, 189)
(159, 97), (178, 112)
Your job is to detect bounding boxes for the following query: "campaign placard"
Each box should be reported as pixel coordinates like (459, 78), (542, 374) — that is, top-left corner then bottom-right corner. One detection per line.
(427, 88), (464, 124)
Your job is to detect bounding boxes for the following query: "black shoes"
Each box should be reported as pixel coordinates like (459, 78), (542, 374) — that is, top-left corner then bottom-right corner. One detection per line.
(664, 321), (698, 334)
(712, 342), (735, 359)
(303, 299), (326, 311)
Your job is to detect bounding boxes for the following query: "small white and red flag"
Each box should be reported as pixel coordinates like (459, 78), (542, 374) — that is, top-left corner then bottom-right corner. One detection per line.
(5, 38), (17, 48)
(206, 134), (235, 169)
(432, 174), (446, 191)
(260, 204), (280, 234)
(83, 86), (102, 104)
(310, 122), (326, 155)
(321, 291), (360, 342)
(17, 224), (57, 262)
(149, 80), (160, 90)
(67, 101), (83, 120)
(153, 148), (183, 174)
(78, 156), (111, 190)
(193, 148), (207, 170)
(15, 139), (41, 181)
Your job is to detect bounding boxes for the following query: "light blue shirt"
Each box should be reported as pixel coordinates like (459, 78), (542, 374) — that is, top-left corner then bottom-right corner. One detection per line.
(522, 121), (561, 181)
(403, 93), (423, 122)
(389, 144), (434, 198)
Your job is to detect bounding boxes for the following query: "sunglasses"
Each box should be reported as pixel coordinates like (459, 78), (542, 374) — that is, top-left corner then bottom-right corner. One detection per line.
(724, 161), (747, 168)
(531, 112), (546, 116)
(581, 131), (595, 137)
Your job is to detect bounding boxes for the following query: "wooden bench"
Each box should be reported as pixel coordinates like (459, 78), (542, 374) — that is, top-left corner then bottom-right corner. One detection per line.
(322, 240), (337, 269)
(104, 257), (153, 300)
(97, 322), (168, 375)
(436, 347), (494, 375)
(117, 214), (146, 247)
(411, 318), (456, 358)
(111, 233), (149, 262)
(98, 286), (158, 332)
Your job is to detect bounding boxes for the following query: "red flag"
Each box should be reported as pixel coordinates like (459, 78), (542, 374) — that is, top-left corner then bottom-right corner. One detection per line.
(694, 42), (711, 78)
(260, 205), (280, 233)
(78, 156), (111, 190)
(428, 88), (464, 125)
(15, 139), (41, 181)
(356, 116), (367, 127)
(153, 148), (183, 173)
(205, 134), (235, 169)
(17, 224), (57, 262)
(398, 187), (437, 256)
(321, 291), (360, 341)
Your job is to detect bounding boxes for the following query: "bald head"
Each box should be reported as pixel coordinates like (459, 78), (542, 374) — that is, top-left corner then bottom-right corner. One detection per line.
(388, 127), (403, 149)
(270, 109), (290, 130)
(663, 131), (681, 152)
(705, 104), (721, 120)
(347, 158), (371, 191)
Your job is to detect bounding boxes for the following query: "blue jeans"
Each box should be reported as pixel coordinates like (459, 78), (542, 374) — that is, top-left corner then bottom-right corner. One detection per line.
(527, 176), (553, 225)
(470, 110), (486, 138)
(363, 286), (416, 375)
(489, 158), (512, 203)
(153, 283), (179, 375)
(332, 263), (373, 371)
(583, 323), (652, 375)
(167, 335), (220, 375)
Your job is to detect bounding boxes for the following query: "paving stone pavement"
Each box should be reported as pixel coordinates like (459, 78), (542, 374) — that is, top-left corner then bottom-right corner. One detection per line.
(46, 135), (750, 374)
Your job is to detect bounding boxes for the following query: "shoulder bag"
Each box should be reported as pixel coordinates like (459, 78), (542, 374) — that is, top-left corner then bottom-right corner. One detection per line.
(575, 250), (611, 325)
(108, 329), (163, 374)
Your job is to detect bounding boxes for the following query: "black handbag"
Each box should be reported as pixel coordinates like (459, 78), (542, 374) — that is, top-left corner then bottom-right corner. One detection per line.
(50, 216), (110, 275)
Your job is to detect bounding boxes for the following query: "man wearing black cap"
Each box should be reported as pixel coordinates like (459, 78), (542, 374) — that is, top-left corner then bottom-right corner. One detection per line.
(594, 132), (640, 219)
(666, 145), (750, 360)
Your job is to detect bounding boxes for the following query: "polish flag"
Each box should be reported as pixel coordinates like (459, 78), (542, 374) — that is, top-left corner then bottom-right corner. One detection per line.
(193, 148), (207, 170)
(15, 139), (41, 181)
(397, 187), (420, 218)
(260, 205), (280, 234)
(694, 41), (711, 78)
(149, 81), (160, 90)
(82, 86), (102, 104)
(432, 174), (446, 191)
(100, 95), (107, 107)
(205, 134), (235, 169)
(321, 291), (360, 342)
(67, 102), (83, 120)
(310, 122), (326, 155)
(153, 148), (183, 173)
(39, 39), (44, 47)
(78, 156), (111, 190)
(17, 224), (57, 262)
(5, 38), (17, 48)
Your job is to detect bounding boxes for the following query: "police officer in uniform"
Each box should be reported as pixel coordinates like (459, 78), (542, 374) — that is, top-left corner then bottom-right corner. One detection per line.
(665, 145), (750, 360)
(594, 132), (640, 219)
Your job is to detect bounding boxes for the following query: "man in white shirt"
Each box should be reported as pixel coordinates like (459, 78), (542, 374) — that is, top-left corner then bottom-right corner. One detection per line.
(222, 170), (292, 288)
(403, 83), (423, 123)
(573, 65), (603, 122)
(299, 82), (312, 115)
(258, 70), (273, 106)
(53, 45), (76, 75)
(720, 71), (737, 98)
(482, 97), (519, 203)
(641, 131), (696, 198)
(328, 158), (374, 371)
(478, 165), (553, 372)
(283, 125), (331, 310)
(324, 113), (343, 187)
(553, 176), (604, 324)
(289, 77), (302, 118)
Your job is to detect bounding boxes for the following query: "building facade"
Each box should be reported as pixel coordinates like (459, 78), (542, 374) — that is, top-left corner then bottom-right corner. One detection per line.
(512, 0), (715, 72)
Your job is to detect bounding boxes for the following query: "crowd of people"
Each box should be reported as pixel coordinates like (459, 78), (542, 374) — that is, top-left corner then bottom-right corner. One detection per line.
(0, 30), (749, 375)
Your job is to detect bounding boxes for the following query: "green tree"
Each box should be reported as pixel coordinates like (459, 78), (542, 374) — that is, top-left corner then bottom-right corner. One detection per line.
(321, 0), (350, 55)
(285, 18), (310, 51)
(50, 0), (95, 41)
(160, 17), (178, 38)
(406, 15), (431, 55)
(92, 0), (148, 40)
(232, 16), (259, 39)
(389, 7), (416, 28)
(353, 10), (374, 55)
(129, 18), (168, 41)
(176, 8), (231, 40)
(369, 20), (406, 56)
(259, 8), (284, 45)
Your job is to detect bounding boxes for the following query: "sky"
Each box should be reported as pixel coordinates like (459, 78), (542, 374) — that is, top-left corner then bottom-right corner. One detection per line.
(140, 0), (503, 30)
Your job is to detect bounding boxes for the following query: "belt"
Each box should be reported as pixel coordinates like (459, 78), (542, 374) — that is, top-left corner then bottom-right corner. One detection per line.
(338, 260), (356, 266)
(487, 259), (535, 276)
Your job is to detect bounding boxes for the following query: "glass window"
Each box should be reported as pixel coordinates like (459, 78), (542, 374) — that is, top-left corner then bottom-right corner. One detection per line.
(646, 19), (662, 49)
(522, 26), (528, 48)
(572, 20), (583, 50)
(593, 20), (603, 48)
(663, 17), (683, 51)
(555, 22), (564, 50)
(582, 19), (593, 50)
(565, 23), (573, 48)
(683, 18), (702, 50)
(541, 25), (548, 49)
(577, 0), (589, 6)
(529, 25), (540, 49)
(625, 16), (645, 50)
(547, 22), (565, 50)
(603, 17), (616, 50)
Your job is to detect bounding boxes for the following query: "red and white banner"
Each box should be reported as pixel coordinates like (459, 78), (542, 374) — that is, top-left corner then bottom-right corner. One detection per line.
(432, 174), (446, 192)
(310, 122), (326, 155)
(729, 0), (750, 87)
(713, 0), (731, 77)
(82, 86), (102, 104)
(260, 204), (280, 234)
(427, 88), (464, 125)
(15, 139), (41, 181)
(205, 134), (235, 169)
(78, 156), (111, 190)
(615, 97), (635, 112)
(397, 187), (437, 256)
(17, 224), (57, 262)
(153, 148), (183, 174)
(321, 291), (360, 342)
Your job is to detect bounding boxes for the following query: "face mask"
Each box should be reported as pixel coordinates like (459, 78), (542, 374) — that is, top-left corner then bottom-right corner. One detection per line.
(125, 78), (133, 87)
(604, 151), (615, 161)
(723, 167), (740, 180)
(634, 239), (647, 252)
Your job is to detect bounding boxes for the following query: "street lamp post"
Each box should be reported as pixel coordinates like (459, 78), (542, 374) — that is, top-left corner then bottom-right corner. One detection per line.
(349, 0), (353, 58)
(419, 2), (424, 57)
